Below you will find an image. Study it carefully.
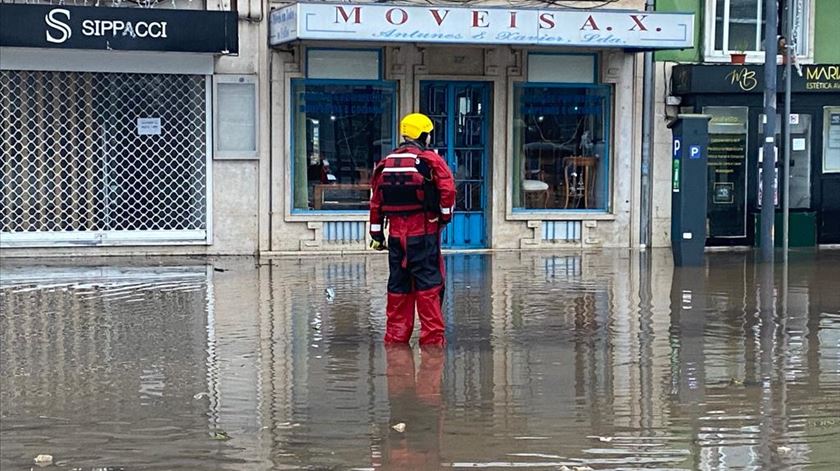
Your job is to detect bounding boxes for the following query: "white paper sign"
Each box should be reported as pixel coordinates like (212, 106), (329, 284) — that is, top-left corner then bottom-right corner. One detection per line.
(792, 138), (806, 151)
(270, 2), (694, 49)
(137, 117), (161, 136)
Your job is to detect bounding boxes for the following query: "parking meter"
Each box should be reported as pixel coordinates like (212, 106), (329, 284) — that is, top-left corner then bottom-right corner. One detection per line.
(668, 114), (711, 266)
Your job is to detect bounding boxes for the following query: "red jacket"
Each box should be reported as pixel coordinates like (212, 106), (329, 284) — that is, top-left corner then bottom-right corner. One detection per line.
(369, 145), (456, 238)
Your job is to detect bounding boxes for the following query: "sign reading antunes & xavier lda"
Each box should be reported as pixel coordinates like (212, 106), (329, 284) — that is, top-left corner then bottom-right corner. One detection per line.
(269, 2), (694, 49)
(0, 4), (238, 54)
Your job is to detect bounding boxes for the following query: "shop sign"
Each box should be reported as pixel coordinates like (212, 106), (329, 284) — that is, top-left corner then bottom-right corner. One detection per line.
(672, 64), (840, 95)
(804, 65), (840, 91)
(270, 2), (694, 49)
(0, 4), (238, 54)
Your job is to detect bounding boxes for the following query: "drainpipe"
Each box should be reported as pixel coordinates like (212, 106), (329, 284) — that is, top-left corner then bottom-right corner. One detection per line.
(640, 0), (656, 248)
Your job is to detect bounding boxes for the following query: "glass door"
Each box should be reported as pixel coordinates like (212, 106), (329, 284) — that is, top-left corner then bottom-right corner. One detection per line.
(420, 81), (490, 249)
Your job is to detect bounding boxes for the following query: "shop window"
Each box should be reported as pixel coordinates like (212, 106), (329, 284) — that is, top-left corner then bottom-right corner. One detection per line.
(291, 80), (395, 212)
(214, 75), (257, 159)
(0, 70), (209, 243)
(306, 49), (381, 80)
(824, 107), (840, 173)
(707, 0), (808, 60)
(704, 106), (749, 238)
(527, 54), (596, 84)
(512, 84), (610, 212)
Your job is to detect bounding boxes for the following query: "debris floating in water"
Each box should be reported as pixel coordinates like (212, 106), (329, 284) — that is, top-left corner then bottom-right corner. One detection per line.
(34, 454), (53, 466)
(211, 430), (231, 441)
(325, 288), (336, 301)
(193, 392), (209, 400)
(391, 423), (406, 433)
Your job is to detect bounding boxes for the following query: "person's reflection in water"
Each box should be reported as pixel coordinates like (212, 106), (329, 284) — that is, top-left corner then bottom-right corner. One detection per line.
(379, 344), (445, 470)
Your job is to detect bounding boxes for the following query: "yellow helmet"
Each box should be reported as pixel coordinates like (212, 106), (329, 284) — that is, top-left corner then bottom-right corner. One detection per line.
(400, 113), (434, 140)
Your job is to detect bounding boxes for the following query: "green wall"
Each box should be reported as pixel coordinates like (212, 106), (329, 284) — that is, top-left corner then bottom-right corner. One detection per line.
(655, 0), (840, 64)
(654, 0), (703, 62)
(815, 0), (840, 63)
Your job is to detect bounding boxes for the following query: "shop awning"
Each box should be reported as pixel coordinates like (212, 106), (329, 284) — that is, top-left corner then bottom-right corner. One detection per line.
(269, 2), (693, 50)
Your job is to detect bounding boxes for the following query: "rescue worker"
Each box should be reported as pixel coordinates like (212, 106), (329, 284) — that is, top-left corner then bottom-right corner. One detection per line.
(369, 113), (456, 346)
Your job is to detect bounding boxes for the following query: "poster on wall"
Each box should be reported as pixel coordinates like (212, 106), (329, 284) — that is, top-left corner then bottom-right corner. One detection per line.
(704, 107), (748, 239)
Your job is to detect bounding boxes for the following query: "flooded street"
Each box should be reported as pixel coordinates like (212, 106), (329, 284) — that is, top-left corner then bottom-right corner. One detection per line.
(1, 250), (839, 470)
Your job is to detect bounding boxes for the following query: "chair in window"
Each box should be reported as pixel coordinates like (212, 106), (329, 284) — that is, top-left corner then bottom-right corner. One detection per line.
(563, 156), (597, 209)
(522, 142), (555, 208)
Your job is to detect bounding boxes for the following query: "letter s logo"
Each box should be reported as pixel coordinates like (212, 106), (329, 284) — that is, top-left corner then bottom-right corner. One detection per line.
(45, 9), (72, 44)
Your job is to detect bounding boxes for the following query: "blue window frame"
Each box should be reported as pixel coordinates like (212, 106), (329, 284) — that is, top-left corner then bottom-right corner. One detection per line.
(512, 82), (612, 212)
(290, 79), (397, 213)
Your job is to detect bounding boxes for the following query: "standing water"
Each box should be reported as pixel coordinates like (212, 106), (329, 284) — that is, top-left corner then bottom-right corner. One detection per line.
(1, 250), (838, 470)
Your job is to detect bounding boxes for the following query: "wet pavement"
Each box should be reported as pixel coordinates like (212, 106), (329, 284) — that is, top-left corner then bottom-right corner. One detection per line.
(1, 250), (839, 470)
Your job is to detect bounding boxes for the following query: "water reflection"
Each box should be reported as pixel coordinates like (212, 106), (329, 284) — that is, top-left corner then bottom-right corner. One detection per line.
(1, 251), (838, 470)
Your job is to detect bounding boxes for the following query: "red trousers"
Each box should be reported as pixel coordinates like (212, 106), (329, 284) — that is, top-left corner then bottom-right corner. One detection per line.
(384, 233), (446, 345)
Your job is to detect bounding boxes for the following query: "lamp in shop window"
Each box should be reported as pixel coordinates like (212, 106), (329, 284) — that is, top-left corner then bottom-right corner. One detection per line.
(580, 130), (594, 156)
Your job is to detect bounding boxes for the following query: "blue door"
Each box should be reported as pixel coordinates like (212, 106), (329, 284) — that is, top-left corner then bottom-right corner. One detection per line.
(420, 81), (490, 249)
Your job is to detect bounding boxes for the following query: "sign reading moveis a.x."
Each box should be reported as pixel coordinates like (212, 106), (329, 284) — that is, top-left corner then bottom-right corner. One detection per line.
(269, 2), (694, 50)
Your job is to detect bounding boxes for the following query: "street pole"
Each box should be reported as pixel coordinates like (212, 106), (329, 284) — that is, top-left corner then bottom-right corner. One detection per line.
(640, 0), (655, 248)
(782, 0), (793, 261)
(760, 0), (779, 262)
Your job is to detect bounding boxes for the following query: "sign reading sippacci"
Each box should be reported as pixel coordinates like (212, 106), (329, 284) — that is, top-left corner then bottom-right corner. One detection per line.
(0, 4), (238, 54)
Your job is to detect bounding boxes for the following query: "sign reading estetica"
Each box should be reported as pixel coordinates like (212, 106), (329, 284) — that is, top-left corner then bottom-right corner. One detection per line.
(270, 3), (694, 49)
(0, 4), (238, 54)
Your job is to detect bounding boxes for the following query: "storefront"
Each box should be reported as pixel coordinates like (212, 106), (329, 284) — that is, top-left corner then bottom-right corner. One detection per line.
(0, 3), (241, 249)
(671, 64), (840, 245)
(267, 2), (694, 252)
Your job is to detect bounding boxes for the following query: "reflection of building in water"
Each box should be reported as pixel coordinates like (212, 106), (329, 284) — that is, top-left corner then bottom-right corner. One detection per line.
(256, 257), (390, 466)
(667, 253), (840, 470)
(203, 251), (839, 468)
(0, 264), (213, 464)
(460, 251), (679, 460)
(251, 252), (685, 465)
(5, 253), (839, 469)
